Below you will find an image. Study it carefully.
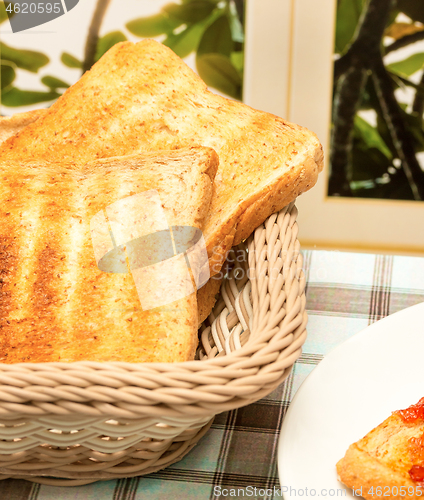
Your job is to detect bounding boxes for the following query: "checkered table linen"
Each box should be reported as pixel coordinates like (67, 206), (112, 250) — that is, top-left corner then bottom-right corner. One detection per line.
(3, 250), (424, 500)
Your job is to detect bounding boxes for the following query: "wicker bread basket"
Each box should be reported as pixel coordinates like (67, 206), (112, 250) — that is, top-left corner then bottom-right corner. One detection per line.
(0, 202), (307, 486)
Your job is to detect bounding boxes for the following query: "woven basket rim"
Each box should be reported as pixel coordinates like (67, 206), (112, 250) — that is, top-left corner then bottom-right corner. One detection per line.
(0, 320), (300, 370)
(0, 317), (306, 381)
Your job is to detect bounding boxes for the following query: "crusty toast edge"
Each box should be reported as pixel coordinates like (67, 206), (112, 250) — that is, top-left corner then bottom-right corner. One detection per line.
(337, 442), (422, 500)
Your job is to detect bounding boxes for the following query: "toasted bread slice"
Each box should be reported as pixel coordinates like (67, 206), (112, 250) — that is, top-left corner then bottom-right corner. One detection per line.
(0, 147), (218, 363)
(0, 39), (323, 278)
(197, 276), (223, 325)
(0, 109), (46, 144)
(0, 110), (222, 327)
(337, 398), (424, 500)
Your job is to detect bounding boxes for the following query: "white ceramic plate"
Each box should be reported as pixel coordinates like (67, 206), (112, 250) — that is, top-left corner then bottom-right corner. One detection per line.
(278, 301), (424, 499)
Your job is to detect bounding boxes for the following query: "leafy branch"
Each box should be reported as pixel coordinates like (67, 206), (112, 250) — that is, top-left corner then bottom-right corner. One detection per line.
(1, 0), (245, 111)
(82, 0), (112, 73)
(330, 0), (424, 200)
(412, 71), (424, 127)
(373, 59), (424, 200)
(126, 0), (245, 99)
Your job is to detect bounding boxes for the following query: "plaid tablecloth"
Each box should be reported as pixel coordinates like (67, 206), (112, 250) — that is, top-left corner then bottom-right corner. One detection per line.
(3, 250), (424, 500)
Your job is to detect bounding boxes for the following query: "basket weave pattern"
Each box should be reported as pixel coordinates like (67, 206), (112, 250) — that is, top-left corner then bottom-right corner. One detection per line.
(0, 203), (307, 485)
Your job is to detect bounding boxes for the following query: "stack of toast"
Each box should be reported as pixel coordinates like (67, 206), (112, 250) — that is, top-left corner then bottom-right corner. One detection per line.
(0, 39), (323, 363)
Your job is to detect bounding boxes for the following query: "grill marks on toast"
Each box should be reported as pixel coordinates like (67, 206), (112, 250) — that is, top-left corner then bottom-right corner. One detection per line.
(59, 171), (91, 354)
(0, 163), (167, 363)
(67, 170), (141, 363)
(0, 166), (75, 361)
(58, 167), (121, 362)
(0, 235), (18, 359)
(0, 148), (218, 363)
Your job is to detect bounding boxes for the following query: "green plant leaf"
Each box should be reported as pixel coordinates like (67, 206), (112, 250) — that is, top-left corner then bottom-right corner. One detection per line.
(356, 76), (382, 111)
(0, 42), (49, 73)
(61, 52), (82, 69)
(354, 115), (392, 159)
(162, 22), (205, 58)
(0, 1), (15, 24)
(335, 0), (365, 54)
(228, 0), (244, 43)
(162, 6), (222, 58)
(197, 14), (233, 57)
(163, 1), (215, 23)
(41, 75), (70, 90)
(401, 108), (424, 150)
(397, 0), (424, 23)
(386, 52), (424, 78)
(1, 62), (15, 90)
(349, 145), (416, 200)
(388, 72), (424, 99)
(95, 31), (127, 62)
(230, 51), (244, 75)
(125, 12), (181, 37)
(196, 53), (242, 99)
(351, 145), (390, 183)
(1, 87), (60, 107)
(387, 8), (400, 29)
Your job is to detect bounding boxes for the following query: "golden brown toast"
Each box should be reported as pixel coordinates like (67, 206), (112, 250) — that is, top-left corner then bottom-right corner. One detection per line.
(0, 39), (323, 279)
(0, 147), (218, 363)
(0, 109), (45, 144)
(337, 398), (424, 500)
(197, 275), (223, 325)
(0, 110), (220, 326)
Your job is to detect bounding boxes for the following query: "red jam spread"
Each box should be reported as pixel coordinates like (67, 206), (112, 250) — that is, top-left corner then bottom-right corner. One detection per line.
(395, 397), (424, 423)
(409, 465), (424, 484)
(397, 399), (424, 485)
(409, 433), (424, 465)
